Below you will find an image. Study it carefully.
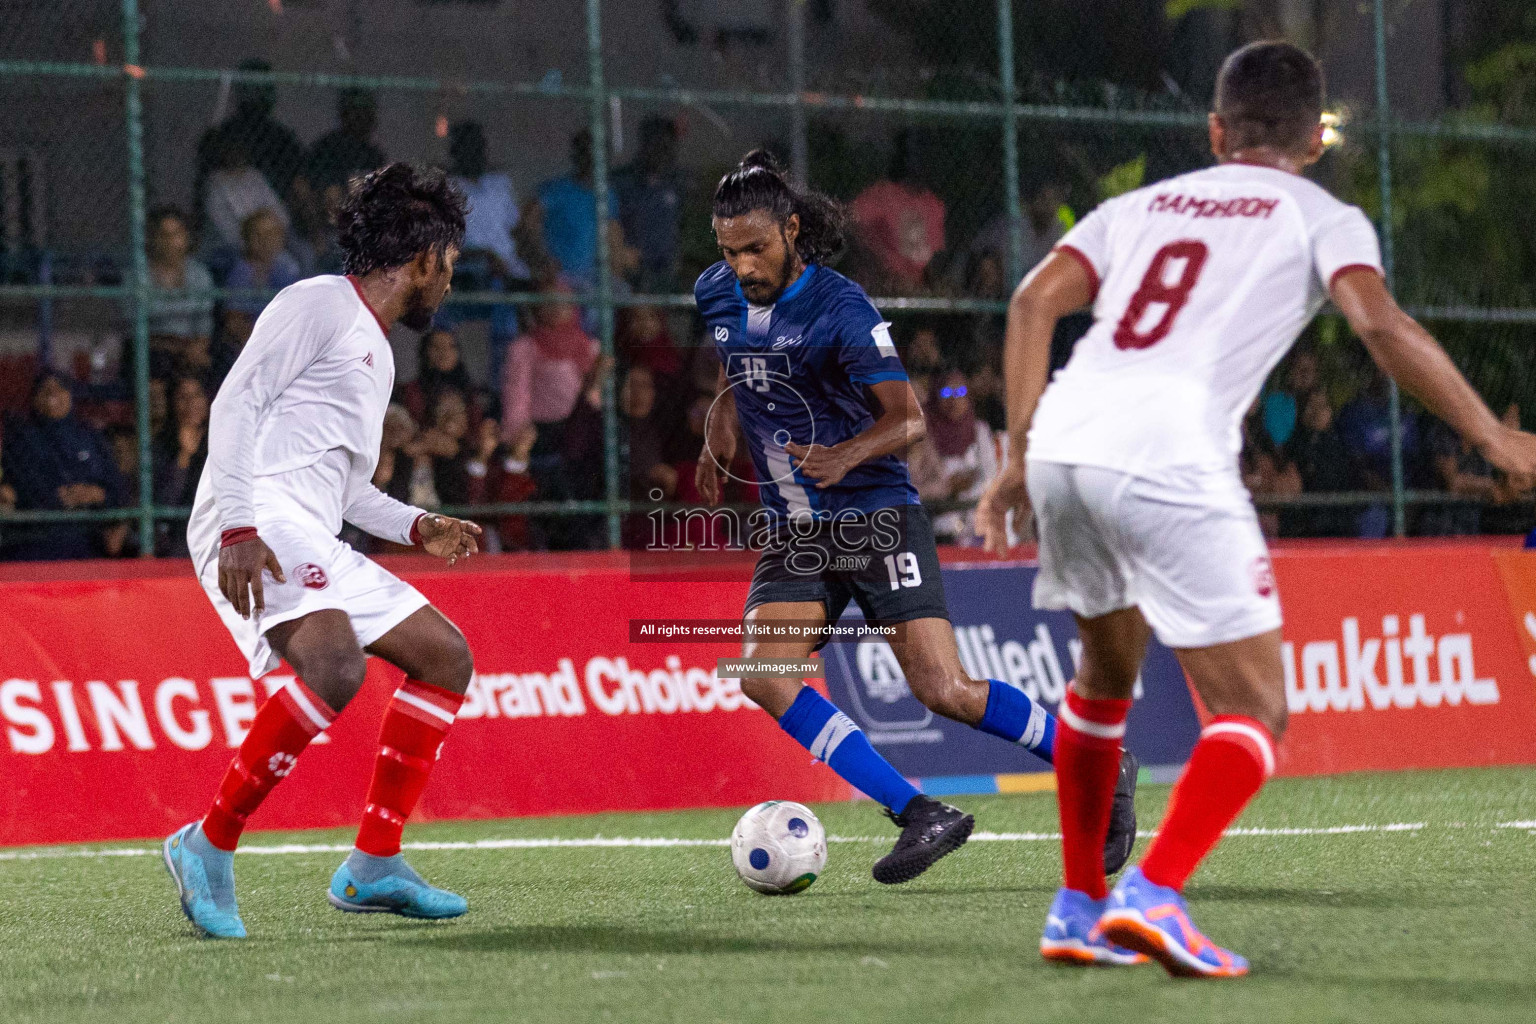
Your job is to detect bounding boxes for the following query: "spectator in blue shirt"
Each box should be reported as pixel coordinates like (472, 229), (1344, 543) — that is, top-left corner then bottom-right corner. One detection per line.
(225, 207), (302, 316)
(612, 116), (685, 292)
(1261, 344), (1319, 449)
(1337, 369), (1420, 538)
(449, 121), (531, 284)
(535, 129), (622, 289)
(143, 205), (216, 381)
(1, 371), (128, 560)
(444, 120), (530, 383)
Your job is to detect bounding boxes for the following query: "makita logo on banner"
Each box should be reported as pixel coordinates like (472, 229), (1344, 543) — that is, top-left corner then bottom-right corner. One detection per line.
(1282, 614), (1500, 715)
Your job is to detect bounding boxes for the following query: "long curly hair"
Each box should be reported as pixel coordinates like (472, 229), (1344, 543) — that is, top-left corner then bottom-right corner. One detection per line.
(711, 149), (846, 265)
(337, 162), (468, 276)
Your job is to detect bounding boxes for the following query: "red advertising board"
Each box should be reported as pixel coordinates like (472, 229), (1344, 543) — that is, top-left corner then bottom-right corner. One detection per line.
(3, 542), (1536, 848)
(1491, 549), (1536, 708)
(0, 554), (849, 848)
(1269, 541), (1536, 776)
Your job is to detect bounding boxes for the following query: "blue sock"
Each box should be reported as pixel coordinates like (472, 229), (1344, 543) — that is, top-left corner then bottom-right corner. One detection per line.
(977, 680), (1056, 762)
(778, 687), (920, 815)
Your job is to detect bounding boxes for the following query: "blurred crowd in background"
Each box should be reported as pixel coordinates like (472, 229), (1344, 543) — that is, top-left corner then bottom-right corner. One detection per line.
(0, 66), (1531, 561)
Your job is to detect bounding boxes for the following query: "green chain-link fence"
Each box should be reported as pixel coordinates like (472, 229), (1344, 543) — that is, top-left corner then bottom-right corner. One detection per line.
(0, 0), (1532, 558)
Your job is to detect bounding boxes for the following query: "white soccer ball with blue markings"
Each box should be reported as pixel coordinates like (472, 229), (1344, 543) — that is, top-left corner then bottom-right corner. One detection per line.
(731, 800), (827, 895)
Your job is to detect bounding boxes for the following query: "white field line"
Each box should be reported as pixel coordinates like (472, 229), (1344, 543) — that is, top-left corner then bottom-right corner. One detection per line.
(0, 821), (1440, 863)
(1495, 820), (1536, 829)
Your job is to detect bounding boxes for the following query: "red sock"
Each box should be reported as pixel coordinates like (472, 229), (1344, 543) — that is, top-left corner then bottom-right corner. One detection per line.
(201, 679), (336, 851)
(1140, 715), (1275, 892)
(354, 678), (465, 857)
(1055, 686), (1133, 899)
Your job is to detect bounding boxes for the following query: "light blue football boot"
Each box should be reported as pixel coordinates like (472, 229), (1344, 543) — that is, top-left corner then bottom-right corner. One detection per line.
(162, 822), (247, 939)
(328, 850), (467, 919)
(1040, 887), (1147, 966)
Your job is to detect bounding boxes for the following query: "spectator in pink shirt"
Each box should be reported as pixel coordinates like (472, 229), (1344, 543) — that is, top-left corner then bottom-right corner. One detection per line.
(501, 283), (600, 441)
(849, 130), (946, 293)
(501, 282), (603, 547)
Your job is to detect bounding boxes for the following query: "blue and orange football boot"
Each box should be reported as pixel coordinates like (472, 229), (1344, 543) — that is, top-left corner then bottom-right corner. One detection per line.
(1040, 887), (1148, 967)
(1098, 867), (1248, 978)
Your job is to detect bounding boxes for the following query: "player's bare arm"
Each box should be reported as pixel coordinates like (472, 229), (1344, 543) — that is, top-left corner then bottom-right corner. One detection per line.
(696, 365), (740, 506)
(976, 251), (1095, 555)
(785, 378), (924, 489)
(1330, 268), (1536, 483)
(218, 534), (287, 619)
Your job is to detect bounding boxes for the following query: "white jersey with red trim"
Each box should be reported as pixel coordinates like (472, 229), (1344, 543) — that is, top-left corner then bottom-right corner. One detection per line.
(186, 274), (423, 574)
(1027, 162), (1382, 482)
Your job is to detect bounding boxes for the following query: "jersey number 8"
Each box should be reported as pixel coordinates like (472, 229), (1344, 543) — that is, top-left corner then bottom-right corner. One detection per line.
(1112, 239), (1209, 350)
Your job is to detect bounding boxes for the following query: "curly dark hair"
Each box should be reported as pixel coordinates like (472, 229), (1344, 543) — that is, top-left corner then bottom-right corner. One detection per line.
(336, 162), (467, 276)
(712, 149), (846, 264)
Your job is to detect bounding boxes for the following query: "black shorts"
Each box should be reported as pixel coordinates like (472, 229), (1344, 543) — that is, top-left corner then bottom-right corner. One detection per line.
(744, 504), (949, 649)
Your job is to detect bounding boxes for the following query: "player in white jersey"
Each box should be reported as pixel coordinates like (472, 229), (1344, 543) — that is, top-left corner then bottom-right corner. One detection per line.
(978, 42), (1536, 977)
(163, 165), (485, 939)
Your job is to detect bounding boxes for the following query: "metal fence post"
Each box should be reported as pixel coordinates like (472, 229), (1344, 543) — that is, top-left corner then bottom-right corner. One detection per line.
(997, 0), (1024, 288)
(788, 0), (809, 188)
(586, 0), (621, 549)
(1373, 0), (1406, 537)
(122, 0), (155, 556)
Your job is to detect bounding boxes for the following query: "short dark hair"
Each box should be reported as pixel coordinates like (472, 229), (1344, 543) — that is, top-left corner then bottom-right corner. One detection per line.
(336, 163), (467, 276)
(712, 149), (846, 264)
(1214, 41), (1324, 154)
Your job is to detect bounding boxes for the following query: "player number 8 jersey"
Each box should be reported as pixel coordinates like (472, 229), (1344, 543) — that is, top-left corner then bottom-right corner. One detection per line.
(1027, 162), (1382, 484)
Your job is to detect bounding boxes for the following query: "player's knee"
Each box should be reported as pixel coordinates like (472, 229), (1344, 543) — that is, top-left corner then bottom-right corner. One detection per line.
(434, 630), (475, 694)
(1215, 671), (1288, 741)
(1073, 658), (1138, 700)
(740, 675), (800, 719)
(904, 668), (980, 724)
(739, 675), (777, 708)
(301, 645), (368, 705)
(1261, 698), (1288, 743)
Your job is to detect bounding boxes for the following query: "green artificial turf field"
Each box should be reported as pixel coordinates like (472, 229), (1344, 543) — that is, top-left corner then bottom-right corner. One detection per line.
(2, 766), (1534, 1024)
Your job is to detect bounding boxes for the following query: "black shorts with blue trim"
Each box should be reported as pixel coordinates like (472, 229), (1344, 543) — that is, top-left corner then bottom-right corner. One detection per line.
(744, 504), (950, 650)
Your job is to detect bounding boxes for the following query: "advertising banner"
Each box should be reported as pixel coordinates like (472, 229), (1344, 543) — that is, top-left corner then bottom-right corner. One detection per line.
(3, 543), (1535, 847)
(821, 560), (1202, 790)
(1492, 550), (1536, 683)
(1270, 543), (1536, 776)
(0, 555), (848, 848)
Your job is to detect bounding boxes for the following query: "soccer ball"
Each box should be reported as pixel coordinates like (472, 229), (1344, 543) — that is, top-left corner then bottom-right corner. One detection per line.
(731, 800), (827, 895)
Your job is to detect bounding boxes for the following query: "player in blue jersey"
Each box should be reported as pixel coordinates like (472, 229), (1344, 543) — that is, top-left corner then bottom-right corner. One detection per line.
(692, 151), (1138, 884)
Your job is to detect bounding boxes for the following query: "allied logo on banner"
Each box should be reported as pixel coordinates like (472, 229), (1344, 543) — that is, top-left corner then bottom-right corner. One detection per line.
(821, 562), (1199, 778)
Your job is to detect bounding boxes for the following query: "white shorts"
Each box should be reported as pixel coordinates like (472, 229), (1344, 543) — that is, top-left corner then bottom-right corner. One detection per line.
(1026, 459), (1282, 649)
(197, 510), (429, 679)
